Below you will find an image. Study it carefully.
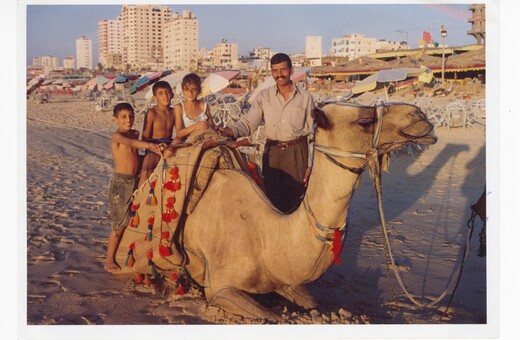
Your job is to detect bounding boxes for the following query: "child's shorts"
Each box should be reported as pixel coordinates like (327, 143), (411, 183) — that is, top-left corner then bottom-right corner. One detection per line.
(108, 173), (137, 232)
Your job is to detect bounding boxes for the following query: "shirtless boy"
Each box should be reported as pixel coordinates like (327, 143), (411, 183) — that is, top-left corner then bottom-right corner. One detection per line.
(138, 80), (175, 187)
(105, 102), (161, 273)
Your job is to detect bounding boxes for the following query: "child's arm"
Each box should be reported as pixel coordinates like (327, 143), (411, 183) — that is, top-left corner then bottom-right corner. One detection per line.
(174, 104), (204, 139)
(205, 103), (216, 130)
(112, 131), (162, 155)
(141, 108), (156, 140)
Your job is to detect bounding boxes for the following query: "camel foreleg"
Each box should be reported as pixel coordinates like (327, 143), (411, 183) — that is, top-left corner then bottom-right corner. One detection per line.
(276, 284), (317, 310)
(207, 287), (281, 322)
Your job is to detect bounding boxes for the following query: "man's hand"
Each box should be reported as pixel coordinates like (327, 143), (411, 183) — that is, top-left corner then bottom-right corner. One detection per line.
(303, 167), (311, 187)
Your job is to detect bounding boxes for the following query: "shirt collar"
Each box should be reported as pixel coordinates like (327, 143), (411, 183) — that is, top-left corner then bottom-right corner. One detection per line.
(273, 81), (301, 96)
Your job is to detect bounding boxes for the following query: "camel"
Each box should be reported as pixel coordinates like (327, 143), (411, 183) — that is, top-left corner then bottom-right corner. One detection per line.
(115, 102), (437, 322)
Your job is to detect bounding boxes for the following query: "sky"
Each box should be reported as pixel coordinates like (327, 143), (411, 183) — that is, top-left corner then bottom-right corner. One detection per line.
(24, 2), (478, 66)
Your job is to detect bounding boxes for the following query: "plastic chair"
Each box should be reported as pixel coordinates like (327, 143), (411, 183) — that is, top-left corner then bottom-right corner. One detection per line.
(469, 99), (486, 125)
(412, 98), (445, 128)
(444, 102), (467, 130)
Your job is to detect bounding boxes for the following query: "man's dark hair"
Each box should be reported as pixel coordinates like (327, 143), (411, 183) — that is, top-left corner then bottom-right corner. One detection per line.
(152, 80), (173, 95)
(270, 53), (292, 69)
(113, 102), (134, 117)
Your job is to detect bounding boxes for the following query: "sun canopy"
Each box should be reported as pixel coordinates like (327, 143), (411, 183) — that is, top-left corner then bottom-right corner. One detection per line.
(352, 67), (425, 95)
(144, 71), (190, 100)
(198, 70), (241, 99)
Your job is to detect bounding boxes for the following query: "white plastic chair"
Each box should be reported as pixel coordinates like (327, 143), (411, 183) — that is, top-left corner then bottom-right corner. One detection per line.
(444, 102), (468, 130)
(412, 98), (445, 128)
(469, 99), (486, 125)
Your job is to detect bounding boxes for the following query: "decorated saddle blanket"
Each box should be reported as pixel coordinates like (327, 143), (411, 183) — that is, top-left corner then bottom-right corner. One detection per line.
(115, 129), (244, 276)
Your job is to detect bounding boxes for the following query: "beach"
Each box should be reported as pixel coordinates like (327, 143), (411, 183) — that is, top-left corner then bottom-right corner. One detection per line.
(24, 92), (487, 332)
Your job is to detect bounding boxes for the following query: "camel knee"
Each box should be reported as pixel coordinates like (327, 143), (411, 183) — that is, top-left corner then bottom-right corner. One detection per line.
(207, 287), (280, 322)
(276, 284), (317, 310)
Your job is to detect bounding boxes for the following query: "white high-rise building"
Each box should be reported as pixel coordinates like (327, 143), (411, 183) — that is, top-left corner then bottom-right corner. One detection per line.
(76, 36), (93, 69)
(305, 36), (322, 66)
(32, 55), (59, 69)
(163, 10), (199, 70)
(120, 5), (172, 70)
(212, 39), (238, 68)
(330, 34), (377, 59)
(98, 17), (123, 69)
(63, 55), (75, 70)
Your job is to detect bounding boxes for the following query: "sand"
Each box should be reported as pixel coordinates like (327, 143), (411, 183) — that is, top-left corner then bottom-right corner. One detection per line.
(23, 91), (488, 337)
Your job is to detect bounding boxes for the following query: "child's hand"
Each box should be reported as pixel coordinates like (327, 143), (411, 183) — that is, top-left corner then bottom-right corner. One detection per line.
(147, 143), (162, 155)
(192, 121), (209, 131)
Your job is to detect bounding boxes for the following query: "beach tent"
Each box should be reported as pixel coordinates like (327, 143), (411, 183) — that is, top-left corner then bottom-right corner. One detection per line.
(198, 70), (241, 99)
(26, 76), (45, 95)
(128, 71), (170, 95)
(144, 71), (190, 100)
(104, 74), (139, 90)
(352, 67), (426, 101)
(247, 67), (310, 104)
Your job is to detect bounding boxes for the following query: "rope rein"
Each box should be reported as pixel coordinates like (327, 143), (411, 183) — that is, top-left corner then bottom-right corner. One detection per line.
(312, 103), (472, 312)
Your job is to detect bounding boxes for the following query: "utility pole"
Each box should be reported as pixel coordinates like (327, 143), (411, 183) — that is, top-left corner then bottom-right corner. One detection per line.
(396, 29), (408, 47)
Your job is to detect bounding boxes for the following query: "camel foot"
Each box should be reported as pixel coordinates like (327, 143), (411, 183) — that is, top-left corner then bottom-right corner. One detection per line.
(276, 284), (317, 310)
(207, 287), (281, 322)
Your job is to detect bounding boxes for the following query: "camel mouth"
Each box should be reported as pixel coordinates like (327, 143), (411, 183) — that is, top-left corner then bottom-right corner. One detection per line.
(400, 119), (437, 146)
(408, 134), (438, 145)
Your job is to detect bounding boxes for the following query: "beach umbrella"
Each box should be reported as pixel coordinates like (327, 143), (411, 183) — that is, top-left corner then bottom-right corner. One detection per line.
(104, 75), (133, 90)
(144, 70), (190, 100)
(197, 70), (242, 99)
(129, 71), (165, 94)
(247, 67), (310, 103)
(352, 67), (425, 101)
(26, 76), (44, 95)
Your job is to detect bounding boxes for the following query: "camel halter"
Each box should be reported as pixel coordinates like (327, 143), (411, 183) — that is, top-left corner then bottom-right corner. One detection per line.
(309, 103), (465, 311)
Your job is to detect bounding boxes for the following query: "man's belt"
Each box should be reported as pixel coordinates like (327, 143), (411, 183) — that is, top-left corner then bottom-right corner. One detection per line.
(266, 135), (308, 150)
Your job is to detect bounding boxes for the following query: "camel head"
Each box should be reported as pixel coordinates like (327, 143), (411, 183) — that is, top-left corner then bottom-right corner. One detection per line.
(312, 102), (437, 164)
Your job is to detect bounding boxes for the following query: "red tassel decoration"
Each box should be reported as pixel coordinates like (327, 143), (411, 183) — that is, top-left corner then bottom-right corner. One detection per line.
(170, 166), (179, 180)
(135, 274), (144, 284)
(146, 215), (154, 241)
(159, 231), (172, 257)
(147, 249), (157, 277)
(164, 180), (175, 191)
(332, 230), (343, 265)
(144, 275), (152, 287)
(170, 272), (179, 282)
(129, 204), (140, 227)
(146, 179), (158, 206)
(174, 284), (185, 295)
(125, 242), (136, 267)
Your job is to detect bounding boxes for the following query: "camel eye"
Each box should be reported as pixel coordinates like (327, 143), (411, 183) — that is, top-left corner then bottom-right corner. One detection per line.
(356, 118), (374, 127)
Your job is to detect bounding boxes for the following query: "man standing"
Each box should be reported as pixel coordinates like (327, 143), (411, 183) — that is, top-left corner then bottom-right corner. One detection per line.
(218, 53), (315, 213)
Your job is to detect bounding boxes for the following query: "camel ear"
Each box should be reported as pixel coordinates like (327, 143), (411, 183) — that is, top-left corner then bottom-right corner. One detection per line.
(312, 107), (333, 130)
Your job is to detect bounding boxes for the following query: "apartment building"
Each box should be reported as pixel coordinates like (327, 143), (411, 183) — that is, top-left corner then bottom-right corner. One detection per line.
(163, 10), (199, 71)
(212, 39), (238, 69)
(76, 36), (92, 70)
(376, 39), (408, 52)
(120, 5), (172, 70)
(98, 17), (123, 69)
(63, 55), (75, 70)
(330, 34), (378, 59)
(305, 36), (322, 67)
(468, 4), (485, 45)
(32, 55), (59, 70)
